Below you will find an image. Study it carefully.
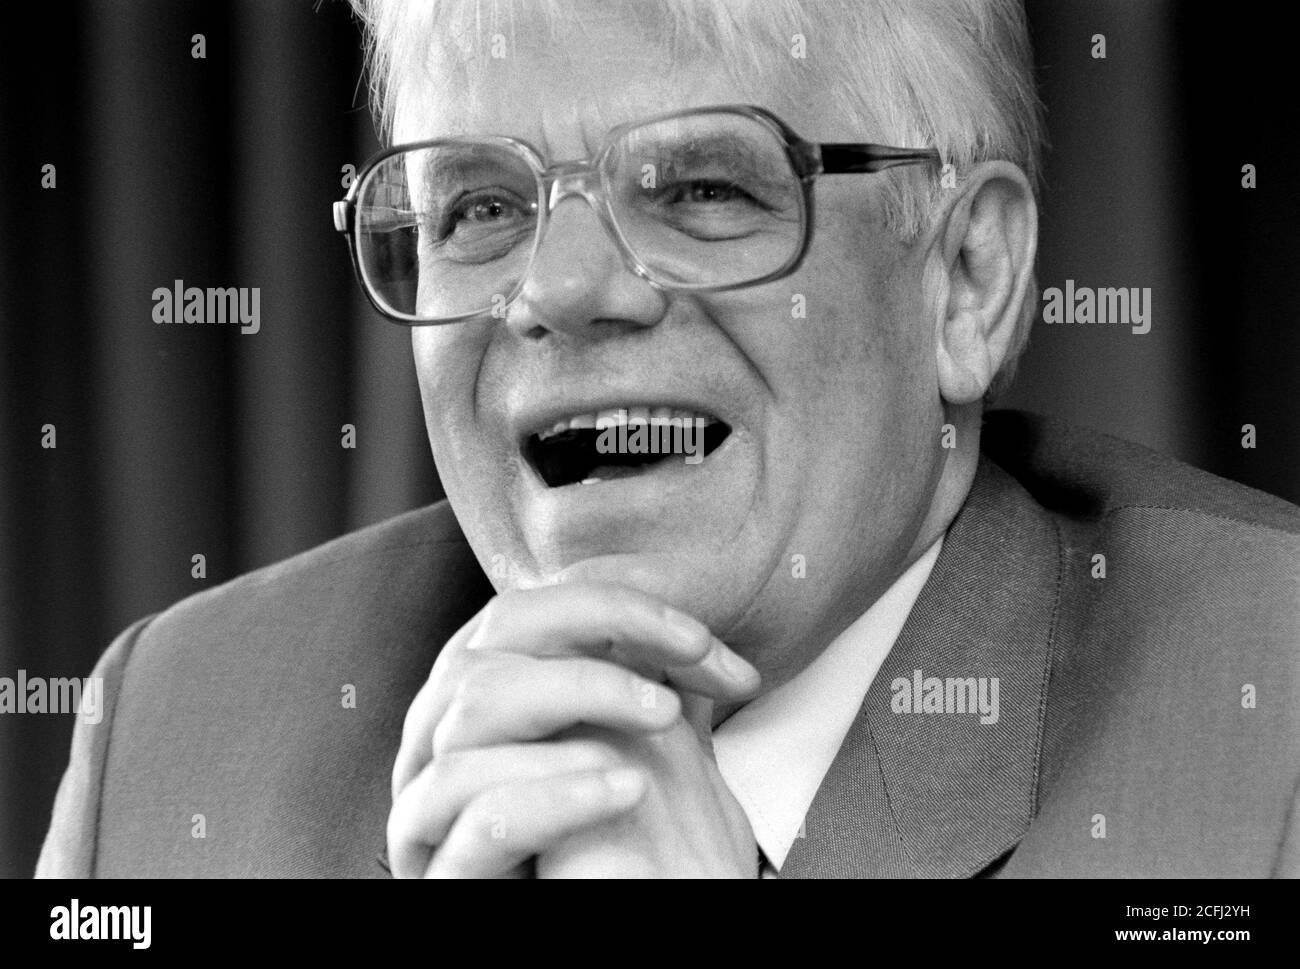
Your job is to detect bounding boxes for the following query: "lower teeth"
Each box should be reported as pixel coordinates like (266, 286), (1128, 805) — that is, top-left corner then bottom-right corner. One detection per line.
(580, 462), (663, 484)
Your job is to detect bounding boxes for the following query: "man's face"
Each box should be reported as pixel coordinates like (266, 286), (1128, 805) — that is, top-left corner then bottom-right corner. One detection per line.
(398, 4), (946, 681)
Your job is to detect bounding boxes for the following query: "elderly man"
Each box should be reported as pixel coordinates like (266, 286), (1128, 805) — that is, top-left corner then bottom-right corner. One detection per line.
(39, 0), (1300, 878)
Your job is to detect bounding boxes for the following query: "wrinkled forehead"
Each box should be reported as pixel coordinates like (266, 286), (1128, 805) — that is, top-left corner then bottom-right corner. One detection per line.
(388, 0), (823, 149)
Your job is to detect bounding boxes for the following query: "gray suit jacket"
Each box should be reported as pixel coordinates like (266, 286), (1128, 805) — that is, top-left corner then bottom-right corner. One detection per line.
(36, 412), (1300, 877)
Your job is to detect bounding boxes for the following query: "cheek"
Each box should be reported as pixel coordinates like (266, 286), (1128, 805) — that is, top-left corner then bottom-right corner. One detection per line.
(411, 328), (456, 398)
(773, 238), (932, 481)
(412, 322), (494, 409)
(813, 228), (928, 407)
(797, 262), (912, 409)
(411, 327), (488, 472)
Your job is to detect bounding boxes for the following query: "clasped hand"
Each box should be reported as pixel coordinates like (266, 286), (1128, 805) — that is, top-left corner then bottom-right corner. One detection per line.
(387, 583), (762, 878)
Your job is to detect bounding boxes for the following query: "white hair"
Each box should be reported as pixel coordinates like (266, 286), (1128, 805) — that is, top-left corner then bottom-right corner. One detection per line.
(345, 0), (1046, 398)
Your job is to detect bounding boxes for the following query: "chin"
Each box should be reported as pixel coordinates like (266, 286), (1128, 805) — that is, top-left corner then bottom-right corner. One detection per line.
(445, 413), (783, 637)
(519, 547), (755, 636)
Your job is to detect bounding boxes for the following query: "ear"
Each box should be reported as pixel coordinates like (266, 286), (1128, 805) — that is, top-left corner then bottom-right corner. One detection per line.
(926, 161), (1038, 405)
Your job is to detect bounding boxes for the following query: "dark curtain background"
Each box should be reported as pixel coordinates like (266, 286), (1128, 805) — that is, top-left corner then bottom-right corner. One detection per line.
(1, 0), (1296, 876)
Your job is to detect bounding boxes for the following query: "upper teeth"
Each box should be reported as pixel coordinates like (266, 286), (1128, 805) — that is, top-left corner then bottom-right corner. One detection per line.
(535, 407), (718, 442)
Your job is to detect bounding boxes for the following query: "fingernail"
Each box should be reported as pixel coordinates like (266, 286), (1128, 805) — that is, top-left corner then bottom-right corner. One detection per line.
(715, 639), (760, 687)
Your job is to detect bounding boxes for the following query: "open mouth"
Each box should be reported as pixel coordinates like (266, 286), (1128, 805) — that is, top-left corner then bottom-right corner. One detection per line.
(523, 407), (732, 488)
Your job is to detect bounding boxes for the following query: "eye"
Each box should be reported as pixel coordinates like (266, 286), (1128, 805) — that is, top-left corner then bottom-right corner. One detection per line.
(456, 194), (522, 223)
(419, 187), (538, 265)
(443, 190), (532, 235)
(665, 179), (754, 205)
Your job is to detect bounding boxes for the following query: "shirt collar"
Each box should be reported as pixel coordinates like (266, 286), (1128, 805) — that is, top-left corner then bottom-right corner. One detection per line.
(712, 537), (944, 871)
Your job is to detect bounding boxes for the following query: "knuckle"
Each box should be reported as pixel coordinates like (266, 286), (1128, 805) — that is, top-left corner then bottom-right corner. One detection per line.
(448, 648), (488, 683)
(400, 677), (443, 735)
(450, 670), (494, 719)
(430, 705), (463, 757)
(400, 691), (431, 737)
(386, 799), (427, 875)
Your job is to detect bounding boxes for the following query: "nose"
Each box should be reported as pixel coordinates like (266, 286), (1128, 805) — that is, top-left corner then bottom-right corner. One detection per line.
(503, 169), (668, 341)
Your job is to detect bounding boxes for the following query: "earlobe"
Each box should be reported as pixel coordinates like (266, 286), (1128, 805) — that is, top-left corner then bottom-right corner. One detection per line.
(930, 161), (1038, 406)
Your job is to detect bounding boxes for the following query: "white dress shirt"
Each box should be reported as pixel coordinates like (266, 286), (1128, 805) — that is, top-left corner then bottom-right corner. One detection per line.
(711, 537), (943, 875)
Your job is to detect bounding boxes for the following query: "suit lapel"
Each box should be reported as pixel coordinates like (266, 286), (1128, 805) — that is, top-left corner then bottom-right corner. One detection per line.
(781, 457), (1062, 877)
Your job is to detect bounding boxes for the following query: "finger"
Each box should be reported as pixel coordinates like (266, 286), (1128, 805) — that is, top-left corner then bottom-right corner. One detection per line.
(466, 584), (760, 700)
(391, 650), (507, 800)
(392, 583), (760, 799)
(679, 692), (716, 750)
(424, 768), (646, 879)
(387, 740), (622, 879)
(431, 655), (682, 757)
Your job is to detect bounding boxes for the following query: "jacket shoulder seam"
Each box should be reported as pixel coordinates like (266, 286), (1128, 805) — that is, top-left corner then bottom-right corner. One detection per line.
(1093, 502), (1300, 540)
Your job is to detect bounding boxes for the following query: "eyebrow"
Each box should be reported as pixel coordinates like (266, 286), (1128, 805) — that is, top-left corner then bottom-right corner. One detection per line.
(409, 146), (533, 206)
(624, 131), (770, 169)
(620, 136), (787, 195)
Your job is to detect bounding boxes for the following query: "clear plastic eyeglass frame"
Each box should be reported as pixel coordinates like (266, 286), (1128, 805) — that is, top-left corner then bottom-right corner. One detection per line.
(333, 103), (941, 325)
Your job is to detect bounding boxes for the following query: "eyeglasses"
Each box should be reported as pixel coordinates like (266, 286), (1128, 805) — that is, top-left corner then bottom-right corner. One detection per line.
(333, 104), (939, 325)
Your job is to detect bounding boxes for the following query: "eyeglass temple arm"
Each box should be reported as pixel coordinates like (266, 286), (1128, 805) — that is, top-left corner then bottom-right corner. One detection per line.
(332, 170), (367, 234)
(817, 144), (941, 174)
(333, 199), (354, 234)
